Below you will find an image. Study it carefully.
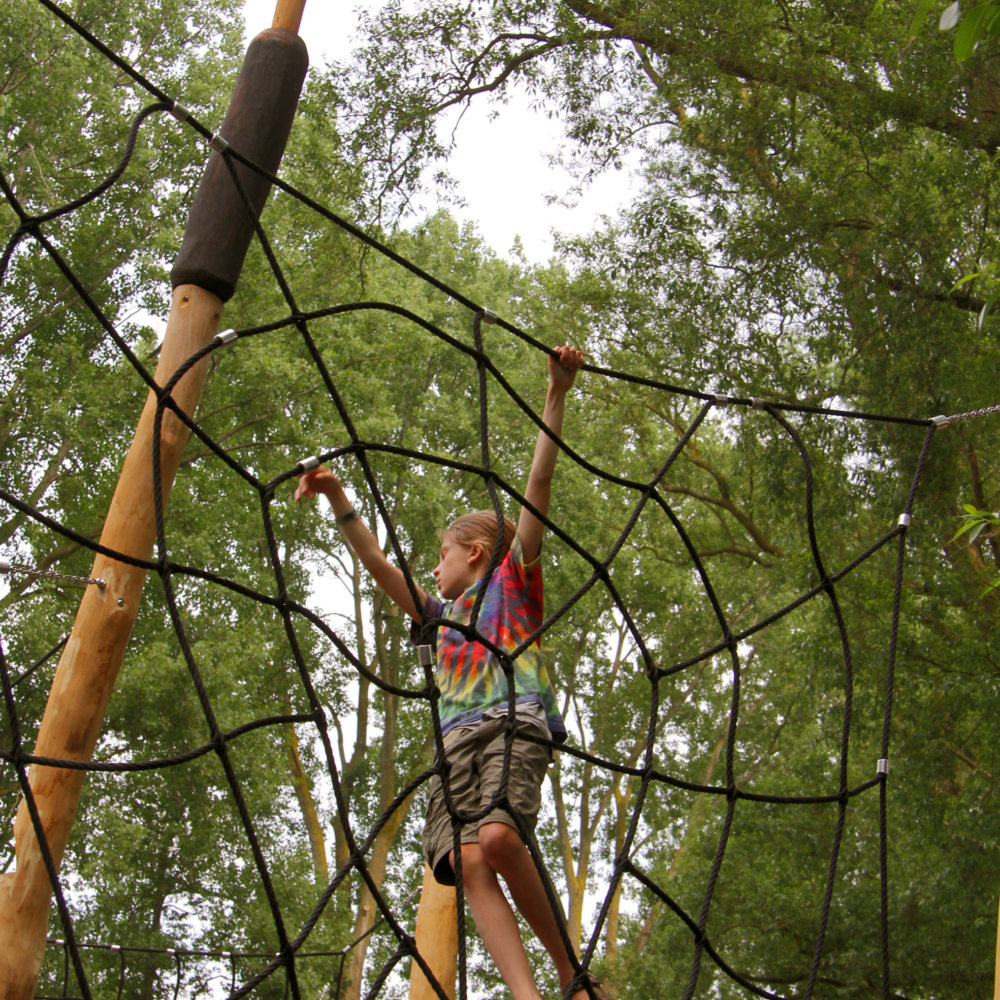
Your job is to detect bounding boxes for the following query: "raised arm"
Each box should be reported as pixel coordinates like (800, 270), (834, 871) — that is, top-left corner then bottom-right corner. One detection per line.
(517, 346), (584, 564)
(295, 466), (426, 621)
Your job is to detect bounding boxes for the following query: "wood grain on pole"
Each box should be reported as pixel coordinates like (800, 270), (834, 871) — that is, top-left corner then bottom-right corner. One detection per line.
(0, 284), (222, 1000)
(271, 0), (307, 32)
(408, 865), (458, 1000)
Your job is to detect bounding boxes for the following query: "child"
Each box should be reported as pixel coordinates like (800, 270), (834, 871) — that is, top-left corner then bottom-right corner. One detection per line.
(295, 346), (609, 1000)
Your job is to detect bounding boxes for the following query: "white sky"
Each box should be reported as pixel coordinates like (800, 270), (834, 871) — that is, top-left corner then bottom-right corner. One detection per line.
(241, 0), (636, 262)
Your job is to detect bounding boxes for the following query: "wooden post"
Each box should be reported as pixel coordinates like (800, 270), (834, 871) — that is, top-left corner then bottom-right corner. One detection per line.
(0, 284), (222, 999)
(272, 0), (307, 31)
(408, 865), (458, 1000)
(0, 3), (308, 995)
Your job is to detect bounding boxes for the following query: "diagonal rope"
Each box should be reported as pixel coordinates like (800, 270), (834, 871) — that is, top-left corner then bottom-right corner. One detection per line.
(1, 3), (987, 999)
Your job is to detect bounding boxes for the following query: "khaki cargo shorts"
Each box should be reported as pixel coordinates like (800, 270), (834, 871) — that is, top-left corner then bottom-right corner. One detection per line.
(423, 707), (552, 886)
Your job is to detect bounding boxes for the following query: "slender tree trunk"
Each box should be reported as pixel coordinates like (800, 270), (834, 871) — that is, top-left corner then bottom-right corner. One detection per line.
(285, 693), (329, 882)
(137, 841), (174, 1000)
(341, 776), (411, 1000)
(342, 618), (410, 1000)
(603, 777), (634, 972)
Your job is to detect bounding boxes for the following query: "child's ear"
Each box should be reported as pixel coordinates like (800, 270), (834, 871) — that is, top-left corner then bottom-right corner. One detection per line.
(466, 542), (485, 566)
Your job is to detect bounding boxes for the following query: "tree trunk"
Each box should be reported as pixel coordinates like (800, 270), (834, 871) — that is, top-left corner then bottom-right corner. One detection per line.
(342, 617), (411, 1000)
(285, 693), (329, 882)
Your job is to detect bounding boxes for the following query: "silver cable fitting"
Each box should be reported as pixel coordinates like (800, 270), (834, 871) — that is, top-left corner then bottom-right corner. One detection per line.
(417, 644), (433, 668)
(210, 133), (230, 153)
(877, 758), (889, 775)
(171, 102), (190, 122)
(479, 308), (497, 324)
(296, 455), (320, 472)
(897, 514), (911, 528)
(213, 328), (238, 346)
(931, 414), (950, 428)
(0, 558), (11, 573)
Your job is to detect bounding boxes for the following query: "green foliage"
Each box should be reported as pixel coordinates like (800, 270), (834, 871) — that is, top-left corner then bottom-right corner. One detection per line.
(5, 0), (1000, 998)
(905, 0), (1000, 61)
(951, 502), (1000, 593)
(333, 1), (1000, 996)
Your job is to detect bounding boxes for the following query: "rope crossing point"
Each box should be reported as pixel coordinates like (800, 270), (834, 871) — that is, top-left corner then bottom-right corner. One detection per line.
(2, 4), (997, 1000)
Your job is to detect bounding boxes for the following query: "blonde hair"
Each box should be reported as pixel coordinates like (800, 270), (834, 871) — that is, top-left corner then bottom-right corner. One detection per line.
(444, 510), (516, 559)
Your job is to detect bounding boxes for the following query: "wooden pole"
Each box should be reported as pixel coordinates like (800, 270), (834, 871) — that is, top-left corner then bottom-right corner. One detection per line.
(408, 866), (458, 1000)
(272, 0), (307, 31)
(0, 285), (222, 999)
(0, 4), (308, 995)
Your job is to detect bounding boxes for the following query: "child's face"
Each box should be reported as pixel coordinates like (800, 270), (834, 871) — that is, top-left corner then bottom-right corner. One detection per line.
(433, 532), (480, 600)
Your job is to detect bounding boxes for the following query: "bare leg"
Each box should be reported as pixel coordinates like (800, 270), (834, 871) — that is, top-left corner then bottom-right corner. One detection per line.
(457, 839), (545, 1000)
(477, 823), (591, 999)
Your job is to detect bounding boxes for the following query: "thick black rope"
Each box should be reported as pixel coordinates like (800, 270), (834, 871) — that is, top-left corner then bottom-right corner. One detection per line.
(41, 924), (402, 1000)
(0, 3), (983, 998)
(0, 637), (95, 1000)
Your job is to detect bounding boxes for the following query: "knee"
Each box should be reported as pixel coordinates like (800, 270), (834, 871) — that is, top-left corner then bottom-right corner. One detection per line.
(456, 841), (489, 881)
(477, 822), (525, 872)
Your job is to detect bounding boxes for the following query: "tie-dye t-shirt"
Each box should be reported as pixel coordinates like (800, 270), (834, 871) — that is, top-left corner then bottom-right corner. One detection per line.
(416, 535), (566, 742)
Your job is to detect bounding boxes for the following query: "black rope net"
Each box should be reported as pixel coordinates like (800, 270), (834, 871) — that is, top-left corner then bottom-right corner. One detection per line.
(0, 3), (980, 999)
